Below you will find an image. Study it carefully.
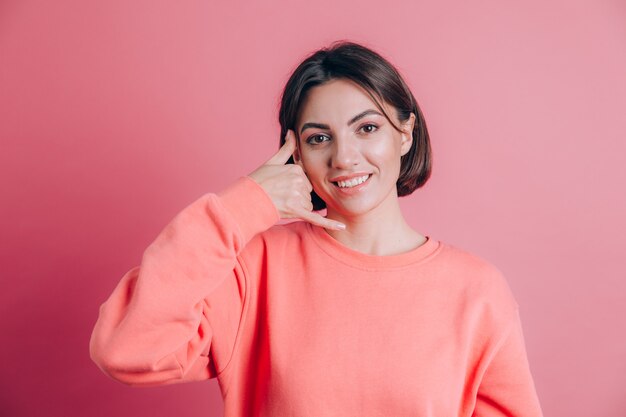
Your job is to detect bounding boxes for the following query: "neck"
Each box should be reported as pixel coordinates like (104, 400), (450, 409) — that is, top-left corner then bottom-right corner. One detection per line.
(324, 192), (425, 256)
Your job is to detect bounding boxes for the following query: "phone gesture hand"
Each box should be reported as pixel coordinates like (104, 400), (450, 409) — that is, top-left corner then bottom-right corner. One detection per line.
(248, 130), (346, 231)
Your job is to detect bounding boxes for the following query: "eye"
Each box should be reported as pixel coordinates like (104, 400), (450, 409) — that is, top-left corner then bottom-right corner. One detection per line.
(306, 134), (330, 145)
(360, 123), (379, 134)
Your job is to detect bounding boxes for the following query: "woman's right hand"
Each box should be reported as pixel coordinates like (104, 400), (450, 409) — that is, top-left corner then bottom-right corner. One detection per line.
(248, 130), (346, 231)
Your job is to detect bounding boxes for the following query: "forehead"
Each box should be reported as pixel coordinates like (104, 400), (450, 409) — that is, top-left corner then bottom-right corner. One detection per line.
(297, 78), (395, 126)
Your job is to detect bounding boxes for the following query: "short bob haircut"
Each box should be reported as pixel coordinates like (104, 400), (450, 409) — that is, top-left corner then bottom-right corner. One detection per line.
(278, 40), (432, 211)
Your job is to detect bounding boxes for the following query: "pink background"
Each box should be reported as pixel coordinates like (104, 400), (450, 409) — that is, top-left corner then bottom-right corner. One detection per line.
(1, 0), (625, 416)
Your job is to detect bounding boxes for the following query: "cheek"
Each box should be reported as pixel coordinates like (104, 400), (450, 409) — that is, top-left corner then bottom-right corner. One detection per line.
(300, 151), (325, 175)
(367, 140), (400, 167)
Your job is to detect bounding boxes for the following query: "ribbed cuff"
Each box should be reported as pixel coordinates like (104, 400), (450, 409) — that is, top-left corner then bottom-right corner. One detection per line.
(216, 176), (280, 244)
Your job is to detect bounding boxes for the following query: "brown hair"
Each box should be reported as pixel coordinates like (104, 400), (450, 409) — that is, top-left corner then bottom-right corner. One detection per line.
(278, 40), (432, 211)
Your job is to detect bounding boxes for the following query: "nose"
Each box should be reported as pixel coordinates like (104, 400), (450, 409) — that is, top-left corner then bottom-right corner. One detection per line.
(331, 136), (360, 169)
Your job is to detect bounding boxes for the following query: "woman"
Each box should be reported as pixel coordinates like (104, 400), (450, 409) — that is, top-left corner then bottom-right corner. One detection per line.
(89, 41), (544, 416)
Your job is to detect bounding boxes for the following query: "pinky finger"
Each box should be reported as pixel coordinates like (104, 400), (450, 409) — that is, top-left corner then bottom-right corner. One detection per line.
(296, 208), (346, 231)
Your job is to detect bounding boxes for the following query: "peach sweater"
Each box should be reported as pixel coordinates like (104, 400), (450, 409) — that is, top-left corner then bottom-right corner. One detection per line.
(89, 176), (543, 416)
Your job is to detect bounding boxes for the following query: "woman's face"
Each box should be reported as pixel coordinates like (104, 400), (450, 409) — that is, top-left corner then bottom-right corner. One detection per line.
(293, 78), (415, 218)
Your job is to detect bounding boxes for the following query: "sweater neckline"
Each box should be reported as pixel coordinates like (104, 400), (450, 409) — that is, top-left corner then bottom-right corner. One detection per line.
(305, 222), (442, 270)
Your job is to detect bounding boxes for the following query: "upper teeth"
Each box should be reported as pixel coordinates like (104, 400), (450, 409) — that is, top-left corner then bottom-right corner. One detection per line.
(336, 175), (370, 188)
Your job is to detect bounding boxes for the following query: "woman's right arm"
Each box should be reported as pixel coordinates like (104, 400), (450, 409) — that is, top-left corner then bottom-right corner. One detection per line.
(88, 175), (280, 386)
(89, 130), (343, 387)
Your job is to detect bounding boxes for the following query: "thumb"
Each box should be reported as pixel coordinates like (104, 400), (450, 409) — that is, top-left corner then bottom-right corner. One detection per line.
(266, 130), (297, 166)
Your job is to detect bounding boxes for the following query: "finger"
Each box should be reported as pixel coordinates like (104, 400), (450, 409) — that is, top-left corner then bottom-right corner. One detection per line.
(305, 175), (313, 193)
(266, 130), (297, 166)
(295, 207), (346, 231)
(300, 195), (313, 212)
(298, 174), (313, 193)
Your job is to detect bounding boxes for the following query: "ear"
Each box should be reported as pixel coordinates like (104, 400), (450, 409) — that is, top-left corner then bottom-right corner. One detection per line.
(400, 112), (416, 157)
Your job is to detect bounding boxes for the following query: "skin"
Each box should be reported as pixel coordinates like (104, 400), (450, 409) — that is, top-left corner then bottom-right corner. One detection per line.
(292, 78), (427, 256)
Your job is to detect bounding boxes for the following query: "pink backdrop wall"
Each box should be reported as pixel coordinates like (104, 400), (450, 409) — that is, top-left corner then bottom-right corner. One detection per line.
(1, 0), (625, 416)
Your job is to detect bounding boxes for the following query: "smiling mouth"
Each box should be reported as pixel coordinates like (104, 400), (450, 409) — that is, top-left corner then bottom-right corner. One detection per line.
(332, 174), (372, 189)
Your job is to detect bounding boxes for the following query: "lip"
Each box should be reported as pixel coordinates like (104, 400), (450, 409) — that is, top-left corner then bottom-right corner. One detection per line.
(329, 172), (372, 182)
(331, 173), (372, 195)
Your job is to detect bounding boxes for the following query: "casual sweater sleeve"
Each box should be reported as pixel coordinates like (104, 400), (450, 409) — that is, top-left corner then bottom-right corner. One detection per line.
(472, 308), (544, 417)
(88, 176), (280, 387)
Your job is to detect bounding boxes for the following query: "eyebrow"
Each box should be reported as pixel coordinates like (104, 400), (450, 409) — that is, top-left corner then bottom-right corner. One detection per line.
(299, 109), (383, 135)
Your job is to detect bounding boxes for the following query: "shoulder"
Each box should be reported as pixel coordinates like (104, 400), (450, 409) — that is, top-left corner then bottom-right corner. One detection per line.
(435, 240), (520, 319)
(257, 220), (309, 247)
(263, 219), (308, 238)
(238, 220), (309, 261)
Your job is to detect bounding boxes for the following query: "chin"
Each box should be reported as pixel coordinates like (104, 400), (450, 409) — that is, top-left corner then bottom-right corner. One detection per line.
(326, 199), (379, 217)
(329, 189), (398, 217)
